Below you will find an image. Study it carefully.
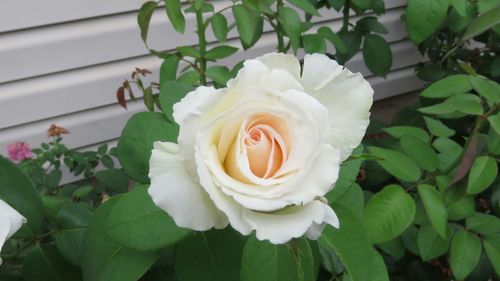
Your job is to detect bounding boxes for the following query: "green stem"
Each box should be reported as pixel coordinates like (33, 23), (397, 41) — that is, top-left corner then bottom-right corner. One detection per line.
(341, 0), (350, 33)
(275, 0), (286, 52)
(195, 9), (207, 85)
(406, 104), (500, 192)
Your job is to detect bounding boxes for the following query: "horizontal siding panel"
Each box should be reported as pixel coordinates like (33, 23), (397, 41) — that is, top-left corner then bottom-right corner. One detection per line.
(0, 38), (423, 129)
(0, 65), (424, 155)
(0, 1), (407, 83)
(0, 0), (407, 33)
(0, 0), (147, 33)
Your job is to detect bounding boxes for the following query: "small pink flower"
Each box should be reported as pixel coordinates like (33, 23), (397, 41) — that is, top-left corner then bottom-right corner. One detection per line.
(7, 142), (32, 163)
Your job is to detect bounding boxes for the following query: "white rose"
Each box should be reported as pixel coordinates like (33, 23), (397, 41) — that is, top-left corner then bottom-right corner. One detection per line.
(0, 199), (26, 265)
(149, 53), (373, 244)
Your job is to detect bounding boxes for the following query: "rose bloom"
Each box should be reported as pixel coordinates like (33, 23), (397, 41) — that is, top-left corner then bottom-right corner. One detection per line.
(149, 53), (373, 244)
(7, 142), (32, 163)
(0, 199), (26, 265)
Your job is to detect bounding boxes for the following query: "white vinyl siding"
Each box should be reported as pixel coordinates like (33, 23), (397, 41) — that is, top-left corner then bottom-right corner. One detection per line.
(0, 0), (424, 155)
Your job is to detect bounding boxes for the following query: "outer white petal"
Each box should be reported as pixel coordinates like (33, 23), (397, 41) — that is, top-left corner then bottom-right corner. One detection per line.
(256, 52), (301, 80)
(0, 199), (26, 265)
(306, 204), (339, 240)
(280, 144), (341, 204)
(172, 86), (222, 125)
(302, 53), (373, 161)
(195, 146), (253, 235)
(243, 200), (339, 244)
(148, 142), (228, 231)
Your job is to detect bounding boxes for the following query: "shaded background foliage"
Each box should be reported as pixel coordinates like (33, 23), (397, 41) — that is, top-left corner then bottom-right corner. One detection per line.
(0, 0), (499, 281)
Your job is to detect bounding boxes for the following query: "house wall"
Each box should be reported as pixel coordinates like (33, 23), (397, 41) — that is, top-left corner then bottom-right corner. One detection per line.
(0, 0), (425, 156)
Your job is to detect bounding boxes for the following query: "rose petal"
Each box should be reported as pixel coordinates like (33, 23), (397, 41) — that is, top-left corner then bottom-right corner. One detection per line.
(243, 200), (339, 244)
(195, 146), (253, 235)
(302, 53), (373, 161)
(220, 144), (340, 212)
(0, 199), (26, 265)
(306, 204), (340, 240)
(148, 142), (228, 231)
(173, 86), (222, 126)
(256, 52), (301, 80)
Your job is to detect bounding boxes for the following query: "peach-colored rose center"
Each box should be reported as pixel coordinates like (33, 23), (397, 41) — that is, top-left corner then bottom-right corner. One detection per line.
(243, 114), (290, 179)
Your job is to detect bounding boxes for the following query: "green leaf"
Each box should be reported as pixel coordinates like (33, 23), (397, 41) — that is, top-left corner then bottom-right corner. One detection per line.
(417, 64), (447, 82)
(423, 116), (455, 137)
(160, 56), (180, 84)
(448, 195), (475, 220)
(433, 137), (463, 172)
(177, 70), (200, 85)
(367, 146), (421, 182)
(81, 196), (158, 281)
(278, 7), (302, 52)
(137, 1), (158, 43)
(419, 94), (484, 115)
(470, 76), (500, 104)
(337, 31), (362, 63)
(164, 0), (185, 33)
(329, 183), (365, 219)
(317, 27), (347, 54)
(378, 238), (405, 260)
(205, 45), (238, 60)
(351, 0), (372, 9)
(467, 156), (498, 194)
(106, 186), (191, 251)
(233, 4), (262, 48)
(95, 168), (129, 193)
(176, 228), (245, 281)
(211, 14), (228, 43)
(159, 81), (192, 123)
(303, 34), (326, 54)
(0, 156), (44, 236)
(355, 17), (388, 34)
(450, 0), (468, 17)
(463, 7), (500, 41)
(101, 155), (114, 169)
(417, 224), (451, 261)
(143, 86), (154, 111)
(401, 225), (420, 255)
(465, 213), (500, 234)
(420, 74), (472, 98)
(97, 143), (108, 155)
(489, 127), (500, 155)
(483, 234), (500, 276)
(23, 245), (82, 281)
(333, 146), (364, 191)
(492, 56), (500, 77)
(320, 206), (389, 281)
(54, 204), (93, 266)
(362, 184), (416, 244)
(418, 184), (448, 239)
(450, 230), (481, 280)
(400, 136), (439, 172)
(176, 46), (199, 58)
(72, 185), (93, 199)
(383, 126), (430, 143)
(206, 66), (232, 85)
(116, 112), (179, 183)
(405, 0), (449, 44)
(286, 0), (320, 15)
(241, 236), (316, 281)
(488, 113), (500, 135)
(478, 0), (500, 13)
(362, 34), (392, 77)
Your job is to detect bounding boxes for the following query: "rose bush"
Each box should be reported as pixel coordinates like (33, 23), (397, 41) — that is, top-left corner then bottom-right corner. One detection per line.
(0, 199), (25, 265)
(148, 52), (373, 243)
